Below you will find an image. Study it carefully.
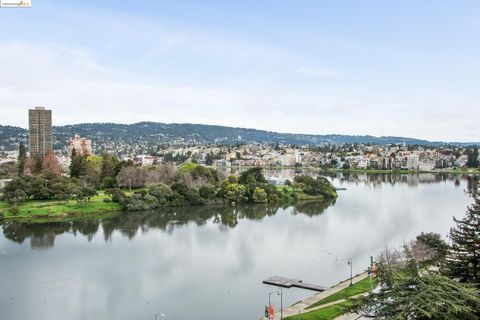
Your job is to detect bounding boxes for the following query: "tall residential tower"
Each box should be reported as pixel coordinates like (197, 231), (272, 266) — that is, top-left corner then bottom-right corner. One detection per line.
(29, 106), (52, 157)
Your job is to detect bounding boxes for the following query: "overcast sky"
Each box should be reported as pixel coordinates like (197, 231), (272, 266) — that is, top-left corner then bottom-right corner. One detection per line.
(0, 0), (479, 142)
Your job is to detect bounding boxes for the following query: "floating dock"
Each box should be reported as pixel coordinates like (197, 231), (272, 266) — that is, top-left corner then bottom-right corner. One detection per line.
(263, 276), (327, 292)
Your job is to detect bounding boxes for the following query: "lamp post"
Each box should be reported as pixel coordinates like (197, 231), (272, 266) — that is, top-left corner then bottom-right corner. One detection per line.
(268, 291), (276, 307)
(266, 289), (283, 320)
(347, 258), (353, 286)
(280, 287), (283, 320)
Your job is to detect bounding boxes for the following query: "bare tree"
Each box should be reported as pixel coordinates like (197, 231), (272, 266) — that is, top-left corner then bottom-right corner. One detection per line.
(117, 166), (140, 191)
(42, 150), (61, 176)
(378, 246), (405, 266)
(158, 163), (178, 184)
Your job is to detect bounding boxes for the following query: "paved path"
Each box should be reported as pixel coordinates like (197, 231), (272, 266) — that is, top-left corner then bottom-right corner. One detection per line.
(334, 313), (369, 320)
(262, 272), (368, 320)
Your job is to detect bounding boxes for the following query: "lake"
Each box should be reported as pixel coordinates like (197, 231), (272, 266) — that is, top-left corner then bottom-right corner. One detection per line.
(0, 172), (477, 320)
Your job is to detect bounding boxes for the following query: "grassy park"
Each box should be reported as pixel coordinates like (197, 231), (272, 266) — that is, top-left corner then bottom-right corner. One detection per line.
(0, 192), (121, 220)
(306, 277), (377, 309)
(282, 277), (376, 320)
(285, 301), (353, 320)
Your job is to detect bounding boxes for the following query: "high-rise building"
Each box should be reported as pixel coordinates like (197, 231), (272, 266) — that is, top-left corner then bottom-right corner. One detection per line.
(69, 133), (93, 156)
(29, 106), (53, 157)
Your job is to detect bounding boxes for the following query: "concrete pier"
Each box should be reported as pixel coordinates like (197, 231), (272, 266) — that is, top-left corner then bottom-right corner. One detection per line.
(263, 276), (327, 291)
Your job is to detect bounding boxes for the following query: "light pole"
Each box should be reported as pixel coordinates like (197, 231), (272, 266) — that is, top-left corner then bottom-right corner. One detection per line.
(267, 289), (283, 320)
(347, 258), (353, 286)
(280, 287), (283, 320)
(268, 291), (276, 307)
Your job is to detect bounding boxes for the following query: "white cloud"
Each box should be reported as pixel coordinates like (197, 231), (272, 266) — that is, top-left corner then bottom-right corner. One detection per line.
(0, 40), (479, 142)
(295, 66), (343, 78)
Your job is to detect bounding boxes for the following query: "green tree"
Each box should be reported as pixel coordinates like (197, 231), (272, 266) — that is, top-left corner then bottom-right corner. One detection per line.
(148, 183), (173, 205)
(70, 148), (86, 178)
(253, 187), (268, 203)
(17, 142), (26, 176)
(80, 186), (97, 202)
(9, 190), (26, 212)
(294, 175), (337, 198)
(170, 181), (189, 196)
(443, 194), (480, 284)
(32, 155), (43, 175)
(347, 250), (480, 319)
(205, 152), (214, 165)
(83, 155), (102, 187)
(467, 147), (479, 168)
(239, 167), (266, 184)
(75, 186), (97, 203)
(29, 176), (53, 199)
(100, 153), (118, 182)
(412, 232), (448, 263)
(52, 180), (78, 203)
(224, 183), (247, 204)
(0, 162), (17, 179)
(190, 165), (218, 184)
(102, 176), (117, 189)
(105, 188), (126, 203)
(199, 185), (215, 199)
(2, 178), (28, 204)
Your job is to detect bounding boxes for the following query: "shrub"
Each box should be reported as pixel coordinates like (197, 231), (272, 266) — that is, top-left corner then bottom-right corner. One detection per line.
(185, 190), (205, 206)
(253, 187), (268, 203)
(105, 188), (126, 203)
(148, 183), (173, 205)
(102, 176), (117, 189)
(199, 185), (215, 199)
(142, 194), (159, 209)
(170, 182), (189, 196)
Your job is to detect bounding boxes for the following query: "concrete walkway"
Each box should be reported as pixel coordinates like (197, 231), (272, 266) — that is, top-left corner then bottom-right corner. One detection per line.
(262, 272), (368, 320)
(334, 313), (369, 320)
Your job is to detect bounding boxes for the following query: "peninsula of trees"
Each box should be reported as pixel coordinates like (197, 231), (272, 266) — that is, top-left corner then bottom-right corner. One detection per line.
(0, 150), (337, 220)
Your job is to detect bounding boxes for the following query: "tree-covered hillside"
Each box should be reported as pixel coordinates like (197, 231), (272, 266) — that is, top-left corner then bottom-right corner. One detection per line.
(0, 122), (476, 152)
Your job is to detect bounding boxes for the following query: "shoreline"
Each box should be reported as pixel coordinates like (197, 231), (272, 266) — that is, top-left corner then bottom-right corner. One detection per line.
(0, 194), (333, 223)
(223, 165), (480, 175)
(320, 168), (480, 174)
(262, 272), (370, 320)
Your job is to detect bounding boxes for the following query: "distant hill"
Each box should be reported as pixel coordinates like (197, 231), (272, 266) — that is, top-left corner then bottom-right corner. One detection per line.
(0, 122), (477, 152)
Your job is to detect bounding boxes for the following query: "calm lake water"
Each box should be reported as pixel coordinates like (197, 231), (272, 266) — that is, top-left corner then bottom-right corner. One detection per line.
(0, 172), (477, 320)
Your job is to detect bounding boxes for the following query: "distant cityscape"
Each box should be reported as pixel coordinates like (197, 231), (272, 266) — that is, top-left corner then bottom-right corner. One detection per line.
(0, 107), (479, 173)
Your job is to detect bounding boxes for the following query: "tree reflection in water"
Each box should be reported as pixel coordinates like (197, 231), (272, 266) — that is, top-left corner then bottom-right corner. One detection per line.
(2, 173), (476, 250)
(1, 199), (335, 249)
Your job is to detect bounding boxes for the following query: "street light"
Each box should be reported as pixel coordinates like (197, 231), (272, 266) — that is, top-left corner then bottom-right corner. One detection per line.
(347, 258), (353, 286)
(266, 289), (283, 320)
(154, 313), (166, 320)
(268, 291), (276, 307)
(279, 287), (283, 320)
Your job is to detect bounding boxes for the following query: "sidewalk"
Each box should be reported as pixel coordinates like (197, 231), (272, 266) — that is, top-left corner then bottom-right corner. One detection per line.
(262, 272), (368, 320)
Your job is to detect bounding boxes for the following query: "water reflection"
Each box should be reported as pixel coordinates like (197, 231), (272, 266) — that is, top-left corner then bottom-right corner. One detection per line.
(1, 200), (335, 249)
(2, 173), (478, 250)
(0, 173), (477, 320)
(327, 172), (478, 189)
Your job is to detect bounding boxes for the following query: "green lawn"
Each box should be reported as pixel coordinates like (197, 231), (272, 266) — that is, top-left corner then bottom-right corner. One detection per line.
(0, 192), (121, 220)
(275, 185), (326, 201)
(307, 277), (376, 309)
(285, 301), (352, 320)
